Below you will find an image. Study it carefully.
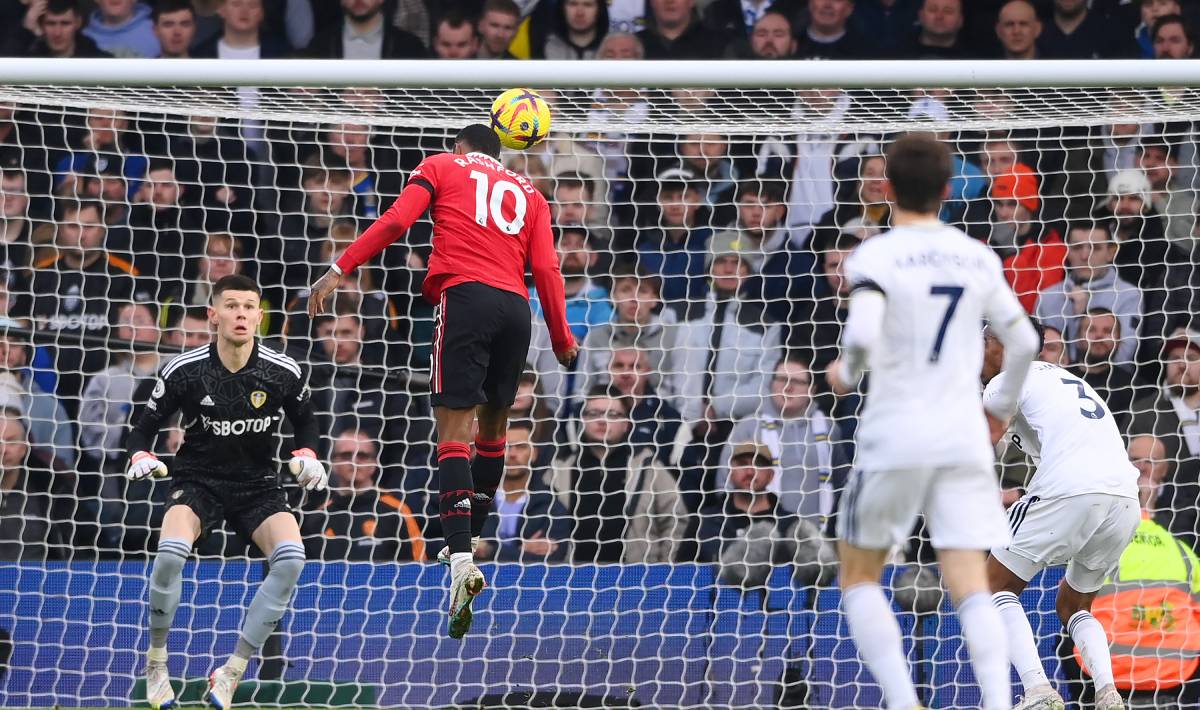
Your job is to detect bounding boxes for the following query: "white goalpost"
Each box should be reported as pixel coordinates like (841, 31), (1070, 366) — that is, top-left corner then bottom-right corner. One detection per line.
(0, 59), (1198, 709)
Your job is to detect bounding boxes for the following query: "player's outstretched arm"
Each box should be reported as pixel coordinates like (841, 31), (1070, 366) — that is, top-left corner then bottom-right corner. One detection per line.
(528, 198), (577, 367)
(124, 373), (183, 481)
(308, 180), (433, 317)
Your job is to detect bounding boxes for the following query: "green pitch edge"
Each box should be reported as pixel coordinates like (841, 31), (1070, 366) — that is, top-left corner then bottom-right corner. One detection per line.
(127, 677), (377, 707)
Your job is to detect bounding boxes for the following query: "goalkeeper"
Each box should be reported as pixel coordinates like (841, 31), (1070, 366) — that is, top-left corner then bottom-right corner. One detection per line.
(124, 274), (327, 710)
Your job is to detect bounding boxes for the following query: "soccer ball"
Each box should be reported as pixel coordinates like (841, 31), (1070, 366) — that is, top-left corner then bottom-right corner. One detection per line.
(490, 88), (551, 151)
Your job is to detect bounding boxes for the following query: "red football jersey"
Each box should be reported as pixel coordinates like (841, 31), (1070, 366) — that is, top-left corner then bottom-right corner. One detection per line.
(335, 151), (574, 354)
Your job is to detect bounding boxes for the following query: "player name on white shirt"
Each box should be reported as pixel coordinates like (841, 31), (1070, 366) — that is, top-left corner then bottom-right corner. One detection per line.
(984, 361), (1139, 501)
(845, 223), (1029, 472)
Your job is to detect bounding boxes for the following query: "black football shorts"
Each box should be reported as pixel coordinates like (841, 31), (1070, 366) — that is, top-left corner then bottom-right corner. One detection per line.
(430, 281), (533, 410)
(166, 474), (294, 541)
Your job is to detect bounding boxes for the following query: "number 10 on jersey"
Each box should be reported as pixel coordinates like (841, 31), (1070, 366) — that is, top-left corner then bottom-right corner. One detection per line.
(469, 170), (527, 235)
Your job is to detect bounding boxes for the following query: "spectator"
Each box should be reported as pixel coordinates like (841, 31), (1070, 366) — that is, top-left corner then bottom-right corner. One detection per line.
(152, 0), (196, 58)
(83, 0), (158, 58)
(1038, 0), (1121, 59)
(697, 441), (801, 563)
(476, 419), (571, 563)
(744, 10), (797, 59)
(301, 428), (426, 562)
(1103, 168), (1198, 373)
(637, 0), (727, 59)
(634, 170), (712, 312)
(797, 0), (867, 58)
(677, 134), (737, 224)
(995, 0), (1041, 59)
(509, 370), (558, 449)
(717, 356), (834, 525)
(279, 159), (353, 290)
(173, 232), (239, 307)
(1036, 220), (1142, 366)
(53, 109), (148, 201)
(169, 114), (255, 238)
(1134, 0), (1182, 58)
(902, 0), (965, 58)
(308, 310), (432, 481)
(533, 227), (613, 347)
(476, 0), (520, 59)
(78, 302), (161, 473)
(1138, 140), (1198, 253)
(1152, 13), (1194, 58)
(988, 168), (1068, 313)
(755, 89), (852, 243)
(551, 172), (611, 244)
(604, 347), (683, 464)
(575, 267), (677, 397)
(431, 12), (479, 59)
(30, 0), (113, 57)
(1130, 329), (1200, 535)
(1130, 434), (1171, 515)
(711, 179), (816, 332)
(1069, 307), (1151, 428)
(1127, 328), (1200, 564)
(0, 167), (35, 282)
(544, 0), (608, 59)
(595, 29), (643, 58)
(323, 122), (402, 221)
(0, 320), (75, 472)
(811, 153), (889, 254)
(669, 250), (781, 425)
(1039, 323), (1070, 366)
(123, 159), (204, 288)
(550, 386), (685, 564)
(847, 0), (917, 58)
(193, 0), (289, 58)
(13, 199), (144, 416)
(794, 231), (860, 371)
(307, 0), (427, 59)
(0, 412), (53, 561)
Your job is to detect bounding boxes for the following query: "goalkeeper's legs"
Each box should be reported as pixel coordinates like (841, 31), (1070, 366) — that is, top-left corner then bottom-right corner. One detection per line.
(145, 506), (202, 710)
(206, 513), (305, 710)
(939, 548), (1012, 710)
(838, 542), (922, 710)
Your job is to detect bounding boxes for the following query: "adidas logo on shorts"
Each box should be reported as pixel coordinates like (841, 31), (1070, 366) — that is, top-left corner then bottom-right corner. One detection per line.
(454, 499), (472, 511)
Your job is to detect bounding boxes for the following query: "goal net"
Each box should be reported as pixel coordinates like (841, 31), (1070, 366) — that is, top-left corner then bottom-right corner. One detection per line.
(0, 60), (1197, 708)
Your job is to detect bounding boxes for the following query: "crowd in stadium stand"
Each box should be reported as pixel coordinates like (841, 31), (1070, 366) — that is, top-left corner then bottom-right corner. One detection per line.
(0, 0), (1199, 576)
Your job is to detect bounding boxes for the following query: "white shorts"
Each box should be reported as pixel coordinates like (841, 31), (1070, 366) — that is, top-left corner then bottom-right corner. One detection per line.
(991, 492), (1140, 594)
(836, 464), (1010, 551)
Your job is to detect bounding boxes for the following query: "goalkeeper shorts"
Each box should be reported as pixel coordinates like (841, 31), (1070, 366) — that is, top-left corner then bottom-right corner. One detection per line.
(166, 475), (294, 540)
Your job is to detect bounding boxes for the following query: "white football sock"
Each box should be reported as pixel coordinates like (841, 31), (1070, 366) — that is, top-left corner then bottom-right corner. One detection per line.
(993, 591), (1049, 690)
(957, 592), (1011, 710)
(450, 552), (473, 578)
(1068, 610), (1114, 690)
(843, 583), (920, 710)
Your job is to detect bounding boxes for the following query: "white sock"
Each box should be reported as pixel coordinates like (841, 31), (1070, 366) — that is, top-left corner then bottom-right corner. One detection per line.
(957, 592), (1011, 710)
(1068, 610), (1114, 690)
(842, 583), (920, 710)
(224, 654), (248, 676)
(992, 591), (1049, 690)
(450, 552), (472, 578)
(146, 646), (167, 665)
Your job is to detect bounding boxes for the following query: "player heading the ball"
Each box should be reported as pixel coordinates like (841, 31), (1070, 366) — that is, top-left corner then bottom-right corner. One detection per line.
(826, 133), (1040, 710)
(309, 124), (577, 639)
(126, 273), (327, 710)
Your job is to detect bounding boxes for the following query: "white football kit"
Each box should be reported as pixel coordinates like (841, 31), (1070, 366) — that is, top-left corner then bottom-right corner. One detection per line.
(835, 223), (1039, 551)
(984, 362), (1140, 592)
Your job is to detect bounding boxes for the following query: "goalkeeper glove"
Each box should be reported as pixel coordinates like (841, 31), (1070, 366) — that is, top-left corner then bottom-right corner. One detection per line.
(127, 451), (169, 480)
(288, 448), (327, 491)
